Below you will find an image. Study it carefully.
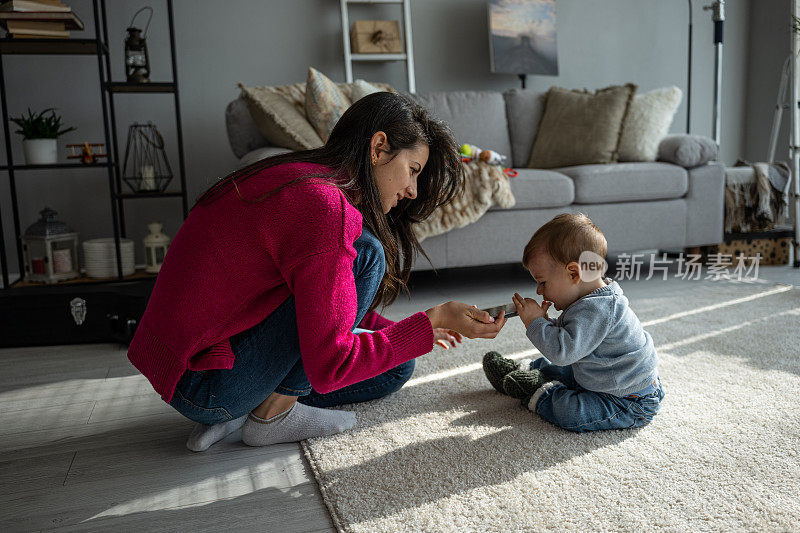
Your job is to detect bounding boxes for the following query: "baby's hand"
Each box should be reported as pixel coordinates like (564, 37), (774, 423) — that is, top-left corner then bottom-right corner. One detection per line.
(513, 292), (551, 329)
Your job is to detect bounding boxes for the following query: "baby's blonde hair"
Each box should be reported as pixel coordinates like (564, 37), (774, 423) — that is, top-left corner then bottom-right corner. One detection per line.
(522, 213), (607, 267)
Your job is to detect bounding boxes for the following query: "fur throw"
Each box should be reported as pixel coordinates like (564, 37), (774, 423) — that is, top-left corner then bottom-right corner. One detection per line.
(725, 160), (791, 233)
(414, 161), (515, 242)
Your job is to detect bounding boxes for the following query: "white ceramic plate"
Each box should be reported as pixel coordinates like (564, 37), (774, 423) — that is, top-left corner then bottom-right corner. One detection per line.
(82, 238), (136, 278)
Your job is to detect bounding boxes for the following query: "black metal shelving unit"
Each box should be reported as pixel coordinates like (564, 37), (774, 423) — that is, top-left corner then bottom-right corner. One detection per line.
(99, 0), (188, 242)
(0, 0), (188, 346)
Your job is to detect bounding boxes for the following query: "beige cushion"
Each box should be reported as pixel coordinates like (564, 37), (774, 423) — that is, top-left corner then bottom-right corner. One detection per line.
(261, 80), (394, 110)
(305, 67), (351, 143)
(350, 79), (381, 103)
(618, 86), (683, 162)
(238, 83), (323, 151)
(237, 79), (395, 151)
(528, 84), (637, 169)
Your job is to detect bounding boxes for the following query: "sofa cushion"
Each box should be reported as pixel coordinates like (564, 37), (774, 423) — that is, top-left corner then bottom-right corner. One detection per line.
(350, 79), (381, 102)
(528, 84), (637, 169)
(488, 168), (574, 210)
(503, 89), (547, 168)
(305, 67), (351, 143)
(618, 86), (683, 162)
(228, 80), (396, 157)
(410, 91), (513, 163)
(556, 162), (687, 204)
(239, 84), (324, 151)
(658, 134), (718, 168)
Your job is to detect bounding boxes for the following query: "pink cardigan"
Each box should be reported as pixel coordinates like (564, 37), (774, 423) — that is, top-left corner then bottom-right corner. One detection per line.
(127, 162), (434, 402)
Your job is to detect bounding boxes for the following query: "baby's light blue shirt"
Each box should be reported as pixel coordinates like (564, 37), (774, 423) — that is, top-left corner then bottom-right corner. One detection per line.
(526, 277), (659, 397)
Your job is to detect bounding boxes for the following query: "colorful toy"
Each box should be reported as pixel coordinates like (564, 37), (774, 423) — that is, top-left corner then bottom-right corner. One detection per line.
(67, 142), (107, 165)
(459, 143), (518, 177)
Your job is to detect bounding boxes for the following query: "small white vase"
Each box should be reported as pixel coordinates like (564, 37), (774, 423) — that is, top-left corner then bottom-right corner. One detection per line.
(22, 138), (58, 165)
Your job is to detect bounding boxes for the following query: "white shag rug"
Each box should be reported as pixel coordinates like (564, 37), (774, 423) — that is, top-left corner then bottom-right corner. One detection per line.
(302, 279), (800, 532)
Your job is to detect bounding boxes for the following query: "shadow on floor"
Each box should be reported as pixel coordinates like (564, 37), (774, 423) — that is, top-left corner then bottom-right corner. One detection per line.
(312, 394), (642, 524)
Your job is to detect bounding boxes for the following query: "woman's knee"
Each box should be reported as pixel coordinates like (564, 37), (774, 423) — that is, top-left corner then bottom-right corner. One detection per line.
(353, 228), (386, 280)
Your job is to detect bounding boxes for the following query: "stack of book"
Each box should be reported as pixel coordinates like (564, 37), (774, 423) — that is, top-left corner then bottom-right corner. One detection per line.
(0, 0), (84, 39)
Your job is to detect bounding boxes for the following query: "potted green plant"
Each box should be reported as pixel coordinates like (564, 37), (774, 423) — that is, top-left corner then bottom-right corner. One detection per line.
(9, 108), (76, 165)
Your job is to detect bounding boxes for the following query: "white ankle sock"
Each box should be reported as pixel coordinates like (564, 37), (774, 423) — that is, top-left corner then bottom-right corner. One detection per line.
(241, 402), (356, 446)
(186, 414), (248, 452)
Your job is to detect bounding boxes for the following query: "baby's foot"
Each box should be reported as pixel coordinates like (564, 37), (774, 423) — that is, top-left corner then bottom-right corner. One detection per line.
(502, 369), (546, 400)
(483, 351), (520, 393)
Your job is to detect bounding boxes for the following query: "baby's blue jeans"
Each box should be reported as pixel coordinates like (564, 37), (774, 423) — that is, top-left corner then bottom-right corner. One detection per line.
(169, 228), (415, 425)
(527, 358), (665, 433)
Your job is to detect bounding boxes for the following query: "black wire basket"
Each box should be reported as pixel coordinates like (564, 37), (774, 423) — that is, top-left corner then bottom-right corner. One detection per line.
(122, 122), (173, 193)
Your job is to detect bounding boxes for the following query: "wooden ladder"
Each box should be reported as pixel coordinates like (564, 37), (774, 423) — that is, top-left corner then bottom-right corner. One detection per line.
(339, 0), (416, 93)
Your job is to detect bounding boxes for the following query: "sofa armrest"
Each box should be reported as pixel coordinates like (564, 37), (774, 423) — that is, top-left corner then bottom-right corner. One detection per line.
(657, 134), (719, 169)
(226, 98), (268, 159)
(684, 162), (725, 247)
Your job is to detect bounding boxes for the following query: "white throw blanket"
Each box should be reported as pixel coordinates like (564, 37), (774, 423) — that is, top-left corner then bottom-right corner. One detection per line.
(414, 161), (515, 242)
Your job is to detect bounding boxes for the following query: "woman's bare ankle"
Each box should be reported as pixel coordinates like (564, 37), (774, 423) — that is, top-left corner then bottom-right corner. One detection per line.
(252, 392), (298, 419)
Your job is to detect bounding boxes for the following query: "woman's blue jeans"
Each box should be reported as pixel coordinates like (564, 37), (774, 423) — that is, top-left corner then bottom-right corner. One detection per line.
(169, 228), (415, 425)
(528, 358), (665, 433)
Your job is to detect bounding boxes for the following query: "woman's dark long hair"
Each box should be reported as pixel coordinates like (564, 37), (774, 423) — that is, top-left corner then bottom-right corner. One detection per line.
(195, 91), (464, 312)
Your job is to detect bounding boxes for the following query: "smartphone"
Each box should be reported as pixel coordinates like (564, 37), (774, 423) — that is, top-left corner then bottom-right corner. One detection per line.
(480, 303), (518, 319)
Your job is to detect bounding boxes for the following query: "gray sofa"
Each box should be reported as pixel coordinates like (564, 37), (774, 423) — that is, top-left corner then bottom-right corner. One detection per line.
(225, 89), (725, 271)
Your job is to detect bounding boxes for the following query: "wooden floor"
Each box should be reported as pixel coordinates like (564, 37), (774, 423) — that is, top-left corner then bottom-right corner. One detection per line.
(2, 257), (798, 532)
(0, 342), (335, 532)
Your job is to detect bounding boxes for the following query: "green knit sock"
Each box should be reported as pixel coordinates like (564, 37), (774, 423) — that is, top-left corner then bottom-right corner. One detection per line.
(483, 351), (520, 393)
(502, 369), (547, 400)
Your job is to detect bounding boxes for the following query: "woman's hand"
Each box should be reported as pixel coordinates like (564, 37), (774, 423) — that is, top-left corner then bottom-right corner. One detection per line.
(513, 292), (551, 329)
(425, 301), (507, 339)
(433, 328), (463, 349)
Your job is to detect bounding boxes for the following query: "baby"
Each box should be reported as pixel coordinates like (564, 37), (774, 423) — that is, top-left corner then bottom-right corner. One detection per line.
(483, 213), (664, 432)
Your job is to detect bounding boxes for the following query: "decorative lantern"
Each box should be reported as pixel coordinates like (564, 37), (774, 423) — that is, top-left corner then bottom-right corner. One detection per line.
(143, 222), (170, 273)
(122, 122), (173, 193)
(124, 6), (153, 83)
(21, 207), (80, 284)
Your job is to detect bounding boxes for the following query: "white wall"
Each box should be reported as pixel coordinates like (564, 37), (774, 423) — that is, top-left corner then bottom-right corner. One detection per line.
(0, 0), (756, 276)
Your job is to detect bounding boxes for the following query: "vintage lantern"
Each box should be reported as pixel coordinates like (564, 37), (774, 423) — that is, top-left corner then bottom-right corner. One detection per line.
(21, 207), (80, 284)
(124, 6), (153, 83)
(143, 222), (170, 273)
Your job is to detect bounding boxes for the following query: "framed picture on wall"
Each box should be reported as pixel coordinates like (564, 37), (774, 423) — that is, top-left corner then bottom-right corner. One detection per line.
(488, 0), (559, 76)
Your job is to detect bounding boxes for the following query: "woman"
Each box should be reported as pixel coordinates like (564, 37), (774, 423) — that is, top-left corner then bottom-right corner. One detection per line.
(127, 92), (508, 452)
